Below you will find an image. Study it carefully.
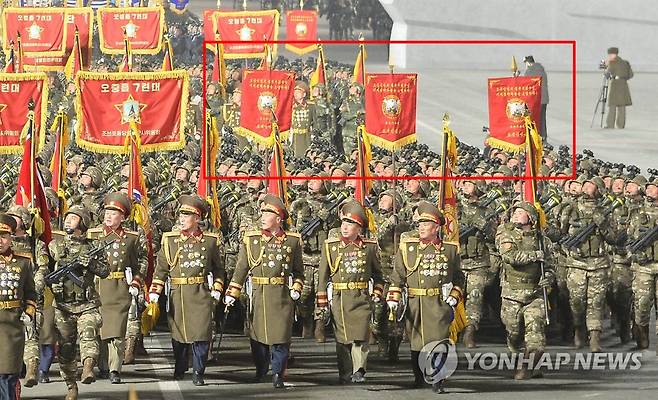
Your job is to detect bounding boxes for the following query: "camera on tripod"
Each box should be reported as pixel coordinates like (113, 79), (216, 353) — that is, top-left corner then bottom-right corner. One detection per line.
(598, 59), (607, 70)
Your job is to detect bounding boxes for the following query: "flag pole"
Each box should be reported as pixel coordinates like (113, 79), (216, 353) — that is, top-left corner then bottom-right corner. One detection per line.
(56, 109), (65, 229)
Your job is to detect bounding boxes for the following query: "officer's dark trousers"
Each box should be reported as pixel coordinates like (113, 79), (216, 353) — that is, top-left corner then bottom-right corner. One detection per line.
(410, 351), (423, 383)
(39, 344), (55, 373)
(172, 340), (209, 376)
(250, 339), (289, 378)
(0, 374), (19, 400)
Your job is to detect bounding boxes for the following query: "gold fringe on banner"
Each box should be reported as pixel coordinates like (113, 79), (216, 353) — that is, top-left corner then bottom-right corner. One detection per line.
(2, 8), (69, 57)
(284, 43), (318, 56)
(97, 6), (166, 55)
(238, 126), (289, 148)
(205, 9), (280, 59)
(0, 72), (49, 154)
(485, 136), (525, 153)
(364, 131), (417, 152)
(74, 70), (189, 154)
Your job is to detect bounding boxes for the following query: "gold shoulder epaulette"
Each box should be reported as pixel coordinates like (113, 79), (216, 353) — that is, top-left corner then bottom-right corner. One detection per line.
(286, 231), (301, 239)
(51, 230), (66, 237)
(204, 232), (221, 240)
(244, 230), (261, 237)
(163, 231), (180, 238)
(325, 237), (340, 244)
(443, 241), (459, 248)
(14, 251), (31, 259)
(400, 236), (420, 244)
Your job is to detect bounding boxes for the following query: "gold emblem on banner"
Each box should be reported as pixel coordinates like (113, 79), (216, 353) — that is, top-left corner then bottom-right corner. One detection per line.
(257, 91), (277, 114)
(238, 24), (255, 41)
(123, 20), (139, 39)
(114, 95), (147, 124)
(505, 98), (528, 122)
(381, 95), (401, 118)
(27, 22), (44, 40)
(295, 22), (307, 37)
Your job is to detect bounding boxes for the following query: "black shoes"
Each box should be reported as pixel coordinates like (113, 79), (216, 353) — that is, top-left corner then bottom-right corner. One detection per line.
(351, 369), (366, 383)
(109, 371), (121, 384)
(38, 370), (50, 384)
(272, 373), (284, 389)
(192, 371), (205, 386)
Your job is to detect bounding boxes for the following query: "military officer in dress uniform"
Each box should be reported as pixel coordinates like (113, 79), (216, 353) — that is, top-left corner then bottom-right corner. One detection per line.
(604, 47), (633, 129)
(386, 201), (463, 393)
(317, 200), (384, 384)
(290, 81), (317, 158)
(225, 194), (304, 389)
(0, 213), (37, 400)
(49, 205), (110, 400)
(149, 195), (225, 386)
(6, 205), (49, 387)
(88, 192), (148, 384)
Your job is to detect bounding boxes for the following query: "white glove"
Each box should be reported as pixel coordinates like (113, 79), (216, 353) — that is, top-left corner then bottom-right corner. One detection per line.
(224, 295), (236, 307)
(210, 290), (221, 301)
(148, 293), (159, 304)
(445, 295), (458, 308)
(387, 301), (398, 311)
(290, 289), (300, 301)
(20, 312), (32, 325)
(129, 286), (139, 297)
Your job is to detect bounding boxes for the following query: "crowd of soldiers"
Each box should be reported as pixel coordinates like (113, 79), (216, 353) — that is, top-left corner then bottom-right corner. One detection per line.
(0, 8), (657, 400)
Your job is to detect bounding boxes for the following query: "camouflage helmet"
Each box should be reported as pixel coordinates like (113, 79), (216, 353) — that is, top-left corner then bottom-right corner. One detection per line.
(513, 201), (539, 225)
(65, 204), (91, 231)
(379, 188), (403, 208)
(6, 205), (31, 230)
(82, 166), (103, 188)
(585, 176), (606, 192)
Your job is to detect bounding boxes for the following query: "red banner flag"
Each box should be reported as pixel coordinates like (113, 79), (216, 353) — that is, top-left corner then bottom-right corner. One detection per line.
(74, 71), (189, 154)
(23, 8), (93, 72)
(364, 73), (417, 151)
(309, 44), (326, 98)
(98, 7), (165, 55)
(204, 9), (280, 59)
(239, 69), (294, 147)
(15, 111), (52, 245)
(284, 10), (318, 55)
(2, 8), (67, 56)
(486, 76), (542, 152)
(49, 112), (68, 216)
(0, 72), (48, 154)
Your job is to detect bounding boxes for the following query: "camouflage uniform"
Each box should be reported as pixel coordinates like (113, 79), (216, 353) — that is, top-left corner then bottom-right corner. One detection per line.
(458, 197), (494, 346)
(311, 84), (336, 145)
(627, 196), (658, 349)
(49, 229), (109, 391)
(290, 190), (331, 340)
(338, 87), (364, 156)
(561, 184), (620, 350)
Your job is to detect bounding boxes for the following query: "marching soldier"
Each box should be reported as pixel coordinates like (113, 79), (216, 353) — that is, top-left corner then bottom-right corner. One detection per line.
(0, 213), (37, 399)
(496, 202), (555, 380)
(290, 81), (317, 158)
(149, 195), (225, 385)
(338, 83), (365, 156)
(69, 166), (104, 227)
(88, 192), (148, 383)
(560, 177), (620, 352)
(317, 200), (384, 384)
(458, 180), (495, 348)
(5, 205), (49, 387)
(627, 178), (658, 350)
(290, 172), (334, 342)
(220, 83), (250, 150)
(386, 201), (463, 392)
(48, 205), (110, 400)
(311, 83), (336, 146)
(224, 194), (304, 388)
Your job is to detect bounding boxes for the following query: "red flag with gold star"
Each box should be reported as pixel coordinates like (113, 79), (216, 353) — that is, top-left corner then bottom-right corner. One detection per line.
(74, 71), (189, 154)
(203, 9), (280, 59)
(98, 7), (165, 55)
(2, 8), (68, 57)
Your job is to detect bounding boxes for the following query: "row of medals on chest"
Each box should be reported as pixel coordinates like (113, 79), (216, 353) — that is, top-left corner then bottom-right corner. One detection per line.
(255, 239), (293, 270)
(410, 245), (450, 277)
(0, 262), (21, 298)
(334, 247), (367, 274)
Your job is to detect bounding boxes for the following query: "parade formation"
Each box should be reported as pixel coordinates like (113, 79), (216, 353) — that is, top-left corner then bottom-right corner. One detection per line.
(0, 1), (654, 400)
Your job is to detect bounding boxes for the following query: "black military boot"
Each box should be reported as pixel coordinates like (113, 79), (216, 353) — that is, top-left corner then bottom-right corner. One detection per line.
(192, 371), (205, 386)
(38, 369), (49, 383)
(110, 371), (121, 384)
(273, 373), (284, 388)
(636, 324), (649, 349)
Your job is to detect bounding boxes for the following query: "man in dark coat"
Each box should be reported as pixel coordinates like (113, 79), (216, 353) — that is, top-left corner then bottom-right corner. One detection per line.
(605, 47), (633, 129)
(523, 55), (549, 140)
